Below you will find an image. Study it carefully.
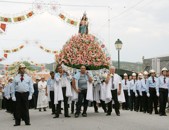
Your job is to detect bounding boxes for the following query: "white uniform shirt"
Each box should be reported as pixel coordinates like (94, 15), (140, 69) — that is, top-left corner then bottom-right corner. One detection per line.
(158, 76), (169, 89)
(111, 74), (122, 90)
(122, 79), (130, 90)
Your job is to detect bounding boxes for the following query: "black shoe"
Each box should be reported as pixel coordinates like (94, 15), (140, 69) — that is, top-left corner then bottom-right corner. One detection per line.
(104, 109), (107, 113)
(53, 115), (59, 118)
(25, 123), (31, 126)
(116, 113), (120, 116)
(71, 112), (74, 114)
(95, 111), (99, 113)
(75, 113), (79, 118)
(155, 112), (159, 114)
(39, 109), (41, 112)
(164, 114), (167, 116)
(51, 113), (55, 115)
(82, 113), (87, 117)
(65, 115), (71, 118)
(106, 113), (111, 116)
(44, 108), (46, 111)
(14, 124), (20, 126)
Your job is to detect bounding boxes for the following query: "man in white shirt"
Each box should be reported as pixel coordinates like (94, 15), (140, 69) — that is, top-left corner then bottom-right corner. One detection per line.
(105, 66), (121, 116)
(122, 73), (130, 110)
(158, 68), (169, 116)
(129, 73), (137, 111)
(140, 71), (149, 113)
(135, 73), (142, 112)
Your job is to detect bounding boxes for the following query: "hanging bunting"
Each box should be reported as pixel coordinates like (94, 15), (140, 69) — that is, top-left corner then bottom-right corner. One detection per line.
(13, 15), (26, 22)
(4, 44), (25, 53)
(0, 54), (8, 62)
(37, 44), (59, 54)
(0, 1), (79, 26)
(0, 16), (12, 23)
(59, 13), (66, 21)
(0, 23), (6, 34)
(26, 11), (35, 18)
(67, 18), (78, 26)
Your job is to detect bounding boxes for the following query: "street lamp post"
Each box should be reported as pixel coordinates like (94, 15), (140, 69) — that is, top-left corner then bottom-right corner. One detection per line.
(115, 39), (123, 74)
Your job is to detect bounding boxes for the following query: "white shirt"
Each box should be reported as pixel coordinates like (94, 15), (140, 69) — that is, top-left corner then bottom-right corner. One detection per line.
(110, 73), (122, 90)
(61, 76), (66, 88)
(122, 79), (130, 90)
(129, 80), (137, 91)
(158, 76), (169, 89)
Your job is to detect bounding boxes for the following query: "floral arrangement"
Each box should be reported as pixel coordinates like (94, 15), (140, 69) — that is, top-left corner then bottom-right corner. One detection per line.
(56, 34), (111, 70)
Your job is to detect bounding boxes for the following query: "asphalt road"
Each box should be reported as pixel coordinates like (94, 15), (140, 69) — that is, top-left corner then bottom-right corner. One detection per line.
(0, 108), (169, 130)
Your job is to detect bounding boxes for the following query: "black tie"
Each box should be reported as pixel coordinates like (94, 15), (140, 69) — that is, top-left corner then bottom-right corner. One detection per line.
(164, 77), (166, 84)
(145, 79), (146, 84)
(112, 76), (114, 89)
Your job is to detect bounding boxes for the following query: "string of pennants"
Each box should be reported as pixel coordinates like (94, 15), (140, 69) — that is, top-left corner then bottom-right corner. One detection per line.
(0, 1), (79, 34)
(0, 42), (59, 62)
(4, 61), (45, 69)
(0, 11), (78, 26)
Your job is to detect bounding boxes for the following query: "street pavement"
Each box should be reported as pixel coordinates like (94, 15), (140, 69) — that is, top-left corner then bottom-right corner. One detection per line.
(0, 108), (169, 130)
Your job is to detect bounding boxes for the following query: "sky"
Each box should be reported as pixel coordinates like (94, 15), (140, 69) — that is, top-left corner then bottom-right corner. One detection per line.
(0, 0), (169, 64)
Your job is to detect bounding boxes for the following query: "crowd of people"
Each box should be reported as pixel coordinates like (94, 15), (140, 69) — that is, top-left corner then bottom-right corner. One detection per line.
(0, 63), (169, 127)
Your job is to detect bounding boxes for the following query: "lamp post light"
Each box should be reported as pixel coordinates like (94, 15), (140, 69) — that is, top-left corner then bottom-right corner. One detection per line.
(115, 39), (123, 74)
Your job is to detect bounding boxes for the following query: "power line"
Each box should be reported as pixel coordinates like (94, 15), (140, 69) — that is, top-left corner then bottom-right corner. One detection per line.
(0, 0), (109, 8)
(110, 0), (146, 20)
(95, 0), (146, 32)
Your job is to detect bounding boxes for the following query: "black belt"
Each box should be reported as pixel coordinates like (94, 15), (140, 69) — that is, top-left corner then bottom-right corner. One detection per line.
(16, 91), (29, 94)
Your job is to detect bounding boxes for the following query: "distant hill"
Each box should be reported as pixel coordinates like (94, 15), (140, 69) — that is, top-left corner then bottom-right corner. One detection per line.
(45, 61), (143, 72)
(112, 61), (143, 72)
(0, 61), (143, 74)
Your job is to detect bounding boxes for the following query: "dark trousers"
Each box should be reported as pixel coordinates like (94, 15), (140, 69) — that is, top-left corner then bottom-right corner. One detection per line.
(2, 98), (6, 109)
(33, 94), (38, 109)
(15, 92), (30, 124)
(129, 90), (135, 111)
(75, 89), (88, 114)
(148, 88), (158, 114)
(56, 87), (69, 117)
(141, 91), (148, 113)
(71, 101), (75, 113)
(135, 90), (141, 111)
(93, 100), (107, 112)
(50, 91), (55, 114)
(159, 88), (168, 115)
(107, 89), (120, 115)
(122, 90), (129, 110)
(5, 98), (10, 112)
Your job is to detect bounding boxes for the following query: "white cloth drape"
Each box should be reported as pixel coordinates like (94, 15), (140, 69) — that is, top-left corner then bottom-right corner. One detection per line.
(86, 82), (93, 101)
(54, 78), (72, 105)
(93, 85), (101, 103)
